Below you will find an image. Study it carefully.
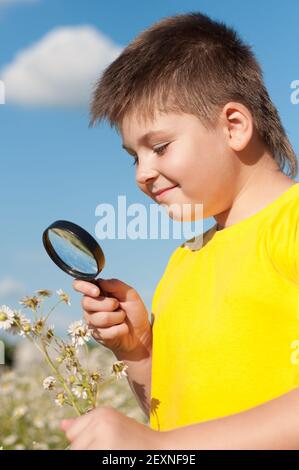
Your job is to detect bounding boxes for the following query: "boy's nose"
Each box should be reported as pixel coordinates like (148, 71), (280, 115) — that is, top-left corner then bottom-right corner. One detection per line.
(136, 163), (159, 185)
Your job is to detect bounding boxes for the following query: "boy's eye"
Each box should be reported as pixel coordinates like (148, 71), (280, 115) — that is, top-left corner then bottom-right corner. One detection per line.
(131, 142), (170, 166)
(153, 142), (169, 156)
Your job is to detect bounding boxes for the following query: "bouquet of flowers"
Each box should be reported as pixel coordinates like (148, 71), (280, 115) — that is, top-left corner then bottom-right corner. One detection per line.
(0, 289), (128, 417)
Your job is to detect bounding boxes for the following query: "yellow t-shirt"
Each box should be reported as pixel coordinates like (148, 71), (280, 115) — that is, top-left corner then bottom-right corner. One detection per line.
(150, 183), (299, 431)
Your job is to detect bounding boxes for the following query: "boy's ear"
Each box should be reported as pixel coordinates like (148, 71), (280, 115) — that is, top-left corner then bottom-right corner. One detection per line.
(221, 101), (253, 152)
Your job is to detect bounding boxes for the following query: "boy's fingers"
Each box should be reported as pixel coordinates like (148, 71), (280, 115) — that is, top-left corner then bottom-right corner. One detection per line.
(81, 295), (120, 312)
(64, 413), (94, 442)
(70, 434), (93, 451)
(60, 419), (75, 432)
(84, 309), (126, 328)
(96, 278), (136, 302)
(72, 280), (100, 297)
(90, 322), (129, 342)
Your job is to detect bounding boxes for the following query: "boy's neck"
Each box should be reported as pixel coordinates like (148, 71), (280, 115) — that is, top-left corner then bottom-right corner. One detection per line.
(214, 153), (296, 230)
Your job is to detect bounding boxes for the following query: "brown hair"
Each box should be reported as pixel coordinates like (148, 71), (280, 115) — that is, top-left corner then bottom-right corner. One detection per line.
(90, 11), (297, 178)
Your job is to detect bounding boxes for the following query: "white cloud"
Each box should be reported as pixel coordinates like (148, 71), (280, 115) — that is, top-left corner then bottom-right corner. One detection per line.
(1, 25), (123, 107)
(0, 277), (26, 298)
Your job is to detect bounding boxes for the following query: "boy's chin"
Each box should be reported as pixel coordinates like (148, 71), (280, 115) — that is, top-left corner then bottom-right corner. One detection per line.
(166, 205), (203, 222)
(168, 212), (188, 222)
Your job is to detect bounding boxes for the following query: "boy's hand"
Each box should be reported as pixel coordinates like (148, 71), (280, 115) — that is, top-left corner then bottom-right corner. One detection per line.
(61, 406), (164, 450)
(72, 278), (152, 357)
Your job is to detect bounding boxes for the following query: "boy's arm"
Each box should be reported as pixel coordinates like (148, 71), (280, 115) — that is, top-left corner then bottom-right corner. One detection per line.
(163, 387), (299, 449)
(114, 332), (152, 419)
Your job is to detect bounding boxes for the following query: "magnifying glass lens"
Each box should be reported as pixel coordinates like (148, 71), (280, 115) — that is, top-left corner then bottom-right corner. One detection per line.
(42, 220), (105, 281)
(48, 228), (98, 275)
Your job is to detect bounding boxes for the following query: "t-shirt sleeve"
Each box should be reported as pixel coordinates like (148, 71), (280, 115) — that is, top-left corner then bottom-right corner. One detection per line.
(264, 199), (299, 286)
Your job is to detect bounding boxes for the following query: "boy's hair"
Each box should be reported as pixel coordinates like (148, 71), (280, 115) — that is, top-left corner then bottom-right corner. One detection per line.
(90, 11), (297, 178)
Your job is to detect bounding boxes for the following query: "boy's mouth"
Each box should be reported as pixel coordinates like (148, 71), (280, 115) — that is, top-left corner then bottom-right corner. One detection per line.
(153, 185), (178, 200)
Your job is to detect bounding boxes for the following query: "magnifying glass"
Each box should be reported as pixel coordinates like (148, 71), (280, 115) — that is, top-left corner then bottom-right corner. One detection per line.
(42, 220), (105, 289)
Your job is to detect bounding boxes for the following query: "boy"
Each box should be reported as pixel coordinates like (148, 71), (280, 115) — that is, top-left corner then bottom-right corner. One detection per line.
(61, 12), (299, 449)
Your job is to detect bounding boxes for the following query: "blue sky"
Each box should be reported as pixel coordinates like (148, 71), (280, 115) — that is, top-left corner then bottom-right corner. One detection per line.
(0, 0), (298, 335)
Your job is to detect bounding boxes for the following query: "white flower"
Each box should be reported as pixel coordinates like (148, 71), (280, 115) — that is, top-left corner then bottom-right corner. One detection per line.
(90, 371), (101, 384)
(112, 361), (128, 380)
(13, 405), (28, 419)
(33, 416), (45, 429)
(68, 320), (91, 347)
(3, 434), (17, 446)
(10, 310), (31, 336)
(44, 325), (54, 343)
(19, 295), (41, 311)
(35, 289), (52, 297)
(0, 305), (14, 330)
(54, 392), (66, 407)
(71, 384), (88, 400)
(56, 289), (71, 306)
(32, 318), (46, 336)
(43, 376), (56, 390)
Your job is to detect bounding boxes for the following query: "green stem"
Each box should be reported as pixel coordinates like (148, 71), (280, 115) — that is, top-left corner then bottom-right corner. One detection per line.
(85, 382), (96, 408)
(44, 299), (63, 323)
(39, 299), (44, 320)
(39, 340), (82, 416)
(83, 342), (90, 372)
(14, 317), (82, 417)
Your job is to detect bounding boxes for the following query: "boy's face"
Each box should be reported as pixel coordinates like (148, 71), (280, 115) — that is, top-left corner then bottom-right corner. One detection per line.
(120, 110), (235, 221)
